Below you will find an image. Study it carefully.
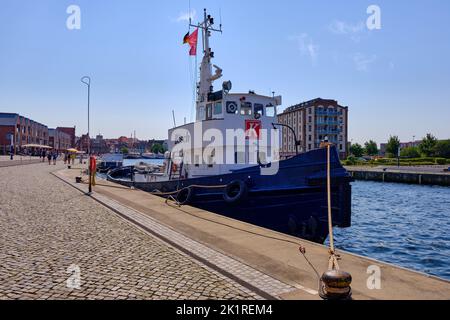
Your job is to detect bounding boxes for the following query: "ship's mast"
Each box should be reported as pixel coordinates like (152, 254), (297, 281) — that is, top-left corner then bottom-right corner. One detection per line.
(190, 9), (222, 107)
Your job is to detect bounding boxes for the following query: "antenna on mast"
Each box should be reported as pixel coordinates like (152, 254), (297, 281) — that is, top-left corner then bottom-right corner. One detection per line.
(172, 110), (177, 128)
(188, 0), (192, 26)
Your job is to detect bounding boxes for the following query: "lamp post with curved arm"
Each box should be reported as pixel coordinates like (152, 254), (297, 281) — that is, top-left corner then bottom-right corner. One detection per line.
(81, 76), (91, 155)
(272, 122), (301, 156)
(81, 76), (92, 194)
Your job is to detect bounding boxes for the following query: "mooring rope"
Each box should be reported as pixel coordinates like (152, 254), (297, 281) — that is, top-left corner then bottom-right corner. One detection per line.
(326, 144), (340, 271)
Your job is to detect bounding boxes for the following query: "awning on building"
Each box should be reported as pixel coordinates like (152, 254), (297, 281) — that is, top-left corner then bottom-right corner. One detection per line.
(22, 144), (52, 149)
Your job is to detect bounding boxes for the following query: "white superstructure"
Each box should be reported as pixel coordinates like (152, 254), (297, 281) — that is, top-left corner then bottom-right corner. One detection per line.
(164, 9), (282, 179)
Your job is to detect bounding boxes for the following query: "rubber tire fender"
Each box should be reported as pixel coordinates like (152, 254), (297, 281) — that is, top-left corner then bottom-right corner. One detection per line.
(223, 180), (248, 204)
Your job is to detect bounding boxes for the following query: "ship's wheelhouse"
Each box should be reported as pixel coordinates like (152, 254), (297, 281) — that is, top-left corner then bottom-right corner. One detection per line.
(196, 91), (281, 122)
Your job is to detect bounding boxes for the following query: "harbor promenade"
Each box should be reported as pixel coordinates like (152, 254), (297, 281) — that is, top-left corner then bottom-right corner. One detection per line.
(0, 155), (41, 167)
(0, 162), (260, 300)
(55, 165), (450, 300)
(1, 161), (450, 300)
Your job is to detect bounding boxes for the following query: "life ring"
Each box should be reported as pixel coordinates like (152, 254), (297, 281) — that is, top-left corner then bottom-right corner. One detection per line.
(223, 180), (248, 203)
(177, 187), (193, 205)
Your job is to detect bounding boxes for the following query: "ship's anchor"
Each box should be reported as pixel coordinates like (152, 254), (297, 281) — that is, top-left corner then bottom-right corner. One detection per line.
(319, 143), (352, 300)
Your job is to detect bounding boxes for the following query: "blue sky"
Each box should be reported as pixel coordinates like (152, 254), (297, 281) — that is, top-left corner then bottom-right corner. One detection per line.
(1, 0), (449, 144)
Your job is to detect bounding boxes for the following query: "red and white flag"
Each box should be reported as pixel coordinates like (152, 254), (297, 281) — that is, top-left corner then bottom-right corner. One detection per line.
(183, 28), (199, 56)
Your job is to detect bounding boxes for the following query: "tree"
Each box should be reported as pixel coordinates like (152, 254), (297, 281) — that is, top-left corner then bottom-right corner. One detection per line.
(434, 140), (450, 158)
(419, 133), (438, 157)
(386, 135), (400, 158)
(400, 146), (420, 158)
(151, 143), (164, 154)
(120, 147), (129, 154)
(349, 143), (364, 158)
(364, 140), (379, 156)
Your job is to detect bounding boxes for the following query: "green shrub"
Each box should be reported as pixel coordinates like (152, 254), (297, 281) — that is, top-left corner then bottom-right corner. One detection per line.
(435, 158), (447, 165)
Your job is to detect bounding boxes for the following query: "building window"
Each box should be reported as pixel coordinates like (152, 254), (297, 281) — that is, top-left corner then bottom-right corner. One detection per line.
(308, 144), (312, 150)
(308, 135), (312, 141)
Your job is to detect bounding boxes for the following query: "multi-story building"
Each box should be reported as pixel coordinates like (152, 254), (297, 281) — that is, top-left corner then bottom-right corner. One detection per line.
(76, 134), (91, 153)
(91, 134), (110, 155)
(56, 126), (76, 148)
(48, 128), (72, 152)
(277, 98), (349, 159)
(0, 113), (49, 155)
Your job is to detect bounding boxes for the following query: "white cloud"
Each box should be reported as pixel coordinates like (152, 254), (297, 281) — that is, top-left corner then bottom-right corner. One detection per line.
(329, 20), (366, 42)
(175, 9), (196, 22)
(289, 34), (319, 65)
(353, 53), (377, 72)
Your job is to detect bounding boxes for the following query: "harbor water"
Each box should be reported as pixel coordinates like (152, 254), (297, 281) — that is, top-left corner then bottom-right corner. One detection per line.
(333, 181), (450, 280)
(118, 159), (450, 280)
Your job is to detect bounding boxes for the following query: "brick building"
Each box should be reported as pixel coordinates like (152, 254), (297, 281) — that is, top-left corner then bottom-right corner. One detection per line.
(277, 98), (349, 159)
(0, 113), (49, 155)
(48, 128), (72, 152)
(56, 126), (76, 148)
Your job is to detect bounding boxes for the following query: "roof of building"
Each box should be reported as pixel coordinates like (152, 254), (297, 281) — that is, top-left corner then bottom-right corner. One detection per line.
(0, 112), (48, 128)
(281, 98), (348, 114)
(0, 113), (19, 126)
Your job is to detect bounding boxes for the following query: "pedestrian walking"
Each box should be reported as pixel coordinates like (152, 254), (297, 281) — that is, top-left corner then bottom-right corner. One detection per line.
(52, 151), (57, 165)
(47, 151), (52, 165)
(41, 149), (46, 162)
(71, 153), (75, 165)
(64, 153), (68, 164)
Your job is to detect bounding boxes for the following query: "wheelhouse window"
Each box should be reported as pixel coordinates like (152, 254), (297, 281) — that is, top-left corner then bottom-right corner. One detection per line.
(258, 151), (267, 164)
(198, 106), (205, 120)
(240, 102), (252, 116)
(234, 151), (246, 164)
(265, 104), (276, 117)
(254, 103), (264, 118)
(213, 101), (222, 115)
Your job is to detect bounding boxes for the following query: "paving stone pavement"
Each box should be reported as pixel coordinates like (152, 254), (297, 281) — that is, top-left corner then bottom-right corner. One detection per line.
(0, 162), (261, 300)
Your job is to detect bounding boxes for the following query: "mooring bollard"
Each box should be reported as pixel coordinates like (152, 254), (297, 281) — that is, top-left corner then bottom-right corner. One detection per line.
(320, 269), (352, 300)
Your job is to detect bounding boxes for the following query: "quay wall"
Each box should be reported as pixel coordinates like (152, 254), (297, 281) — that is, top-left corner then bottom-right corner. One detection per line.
(347, 170), (450, 187)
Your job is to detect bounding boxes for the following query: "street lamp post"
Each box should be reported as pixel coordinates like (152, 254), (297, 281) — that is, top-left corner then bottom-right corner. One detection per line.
(81, 76), (92, 194)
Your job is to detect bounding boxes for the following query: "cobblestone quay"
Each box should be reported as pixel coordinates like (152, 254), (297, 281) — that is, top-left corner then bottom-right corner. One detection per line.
(0, 163), (260, 300)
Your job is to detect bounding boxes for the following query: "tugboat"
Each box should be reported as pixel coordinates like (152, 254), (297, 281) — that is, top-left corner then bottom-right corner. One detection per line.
(108, 9), (352, 243)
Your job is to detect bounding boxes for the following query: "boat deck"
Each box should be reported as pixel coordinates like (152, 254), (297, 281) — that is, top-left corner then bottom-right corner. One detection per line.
(55, 166), (450, 300)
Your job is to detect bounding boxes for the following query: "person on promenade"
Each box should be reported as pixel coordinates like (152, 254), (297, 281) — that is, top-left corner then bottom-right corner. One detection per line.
(52, 151), (57, 165)
(41, 149), (46, 162)
(63, 153), (68, 164)
(71, 153), (75, 165)
(47, 151), (52, 165)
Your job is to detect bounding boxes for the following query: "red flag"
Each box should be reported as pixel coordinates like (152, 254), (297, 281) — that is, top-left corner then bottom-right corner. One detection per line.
(183, 28), (198, 56)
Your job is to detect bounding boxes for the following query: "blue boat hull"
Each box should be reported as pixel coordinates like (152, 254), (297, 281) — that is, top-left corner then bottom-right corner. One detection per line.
(107, 147), (352, 243)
